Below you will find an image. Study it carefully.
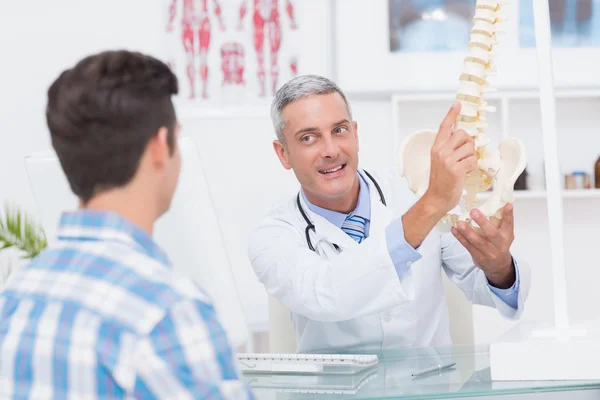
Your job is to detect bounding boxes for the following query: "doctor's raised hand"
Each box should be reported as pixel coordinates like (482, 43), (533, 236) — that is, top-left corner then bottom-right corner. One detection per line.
(426, 102), (477, 212)
(402, 102), (478, 248)
(420, 102), (517, 289)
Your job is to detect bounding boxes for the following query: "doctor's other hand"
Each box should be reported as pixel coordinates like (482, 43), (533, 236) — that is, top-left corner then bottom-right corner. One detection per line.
(451, 204), (516, 289)
(423, 102), (477, 214)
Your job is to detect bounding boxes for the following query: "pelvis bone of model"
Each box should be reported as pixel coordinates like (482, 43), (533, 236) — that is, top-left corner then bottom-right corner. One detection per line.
(398, 0), (527, 232)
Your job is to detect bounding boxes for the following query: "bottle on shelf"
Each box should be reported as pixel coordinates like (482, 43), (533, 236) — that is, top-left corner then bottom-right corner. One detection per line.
(595, 156), (600, 189)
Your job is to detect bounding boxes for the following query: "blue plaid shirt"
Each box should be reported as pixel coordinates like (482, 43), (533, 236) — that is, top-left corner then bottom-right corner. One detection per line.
(0, 210), (254, 399)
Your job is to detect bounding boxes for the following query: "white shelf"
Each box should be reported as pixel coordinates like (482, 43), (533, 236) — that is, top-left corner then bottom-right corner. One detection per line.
(512, 190), (547, 200)
(562, 189), (600, 198)
(478, 189), (600, 200)
(391, 91), (600, 195)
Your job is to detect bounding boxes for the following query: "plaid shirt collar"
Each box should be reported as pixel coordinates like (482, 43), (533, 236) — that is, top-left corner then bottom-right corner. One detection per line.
(56, 209), (170, 266)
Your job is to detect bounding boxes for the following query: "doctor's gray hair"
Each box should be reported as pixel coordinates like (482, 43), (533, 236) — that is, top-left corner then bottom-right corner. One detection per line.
(271, 75), (352, 145)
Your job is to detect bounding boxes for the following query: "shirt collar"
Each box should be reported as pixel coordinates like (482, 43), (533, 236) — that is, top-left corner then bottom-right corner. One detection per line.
(56, 209), (170, 266)
(301, 171), (371, 229)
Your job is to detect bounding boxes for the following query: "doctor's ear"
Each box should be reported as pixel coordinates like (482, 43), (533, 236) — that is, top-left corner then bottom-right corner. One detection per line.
(273, 140), (292, 170)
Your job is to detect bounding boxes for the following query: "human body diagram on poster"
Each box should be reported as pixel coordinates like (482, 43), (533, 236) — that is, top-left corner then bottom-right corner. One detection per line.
(165, 0), (300, 103)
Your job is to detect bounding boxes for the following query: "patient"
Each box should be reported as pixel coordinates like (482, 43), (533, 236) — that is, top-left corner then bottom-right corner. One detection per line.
(0, 50), (253, 399)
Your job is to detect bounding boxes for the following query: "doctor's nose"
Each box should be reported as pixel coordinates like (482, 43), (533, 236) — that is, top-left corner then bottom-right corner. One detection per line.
(320, 135), (340, 159)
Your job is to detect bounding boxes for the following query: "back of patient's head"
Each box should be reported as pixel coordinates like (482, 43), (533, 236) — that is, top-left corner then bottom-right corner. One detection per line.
(45, 50), (179, 204)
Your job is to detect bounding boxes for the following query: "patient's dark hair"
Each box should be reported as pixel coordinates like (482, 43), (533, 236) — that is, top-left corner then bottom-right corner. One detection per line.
(46, 50), (179, 204)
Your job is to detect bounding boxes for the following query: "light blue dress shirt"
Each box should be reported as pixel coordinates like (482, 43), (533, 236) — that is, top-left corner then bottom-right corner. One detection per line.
(0, 210), (253, 399)
(302, 171), (520, 309)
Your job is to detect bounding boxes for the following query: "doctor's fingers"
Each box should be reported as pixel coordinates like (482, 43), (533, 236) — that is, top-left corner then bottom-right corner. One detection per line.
(451, 226), (487, 266)
(434, 102), (461, 148)
(454, 221), (496, 255)
(457, 156), (478, 175)
(471, 207), (514, 253)
(432, 133), (473, 164)
(446, 129), (473, 151)
(468, 208), (502, 246)
(448, 140), (475, 164)
(499, 203), (515, 233)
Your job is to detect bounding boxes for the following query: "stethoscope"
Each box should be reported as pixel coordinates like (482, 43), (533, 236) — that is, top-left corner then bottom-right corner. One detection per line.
(296, 170), (387, 252)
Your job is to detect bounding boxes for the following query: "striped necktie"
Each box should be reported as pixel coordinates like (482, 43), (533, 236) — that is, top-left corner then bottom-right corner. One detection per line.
(341, 215), (367, 243)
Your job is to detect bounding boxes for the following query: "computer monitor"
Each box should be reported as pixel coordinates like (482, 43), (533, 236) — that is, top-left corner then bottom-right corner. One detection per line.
(24, 136), (249, 348)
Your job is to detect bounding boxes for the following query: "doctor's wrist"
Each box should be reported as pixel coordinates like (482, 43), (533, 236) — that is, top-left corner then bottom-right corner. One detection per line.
(485, 256), (516, 289)
(418, 192), (449, 221)
(402, 194), (447, 248)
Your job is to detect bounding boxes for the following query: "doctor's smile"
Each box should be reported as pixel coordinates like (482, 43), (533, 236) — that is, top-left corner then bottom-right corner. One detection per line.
(318, 163), (346, 177)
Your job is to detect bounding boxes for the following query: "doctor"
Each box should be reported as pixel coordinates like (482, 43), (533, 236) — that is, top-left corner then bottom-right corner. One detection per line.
(248, 75), (530, 353)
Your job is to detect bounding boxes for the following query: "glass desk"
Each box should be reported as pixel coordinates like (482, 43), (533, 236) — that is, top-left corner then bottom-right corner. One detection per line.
(243, 345), (600, 399)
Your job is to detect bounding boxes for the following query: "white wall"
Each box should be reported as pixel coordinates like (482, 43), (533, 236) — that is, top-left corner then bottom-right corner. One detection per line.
(0, 0), (166, 214)
(3, 0), (600, 347)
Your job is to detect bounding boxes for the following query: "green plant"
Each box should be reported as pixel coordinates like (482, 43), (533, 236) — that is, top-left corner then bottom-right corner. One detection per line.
(0, 203), (47, 259)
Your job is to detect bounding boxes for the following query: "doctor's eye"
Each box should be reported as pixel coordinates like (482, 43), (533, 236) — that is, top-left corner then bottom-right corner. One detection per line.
(334, 126), (348, 134)
(300, 135), (316, 144)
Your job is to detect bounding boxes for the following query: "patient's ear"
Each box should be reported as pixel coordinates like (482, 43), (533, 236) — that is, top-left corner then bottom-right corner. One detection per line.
(273, 140), (292, 170)
(148, 127), (171, 168)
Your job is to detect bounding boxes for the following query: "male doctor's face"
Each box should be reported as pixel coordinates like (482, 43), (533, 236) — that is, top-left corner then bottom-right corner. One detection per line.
(273, 93), (360, 207)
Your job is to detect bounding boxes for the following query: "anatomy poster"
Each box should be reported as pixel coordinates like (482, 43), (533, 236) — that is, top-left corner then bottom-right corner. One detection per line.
(164, 0), (301, 107)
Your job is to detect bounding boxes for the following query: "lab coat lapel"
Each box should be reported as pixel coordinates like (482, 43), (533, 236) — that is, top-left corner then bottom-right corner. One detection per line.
(365, 171), (394, 236)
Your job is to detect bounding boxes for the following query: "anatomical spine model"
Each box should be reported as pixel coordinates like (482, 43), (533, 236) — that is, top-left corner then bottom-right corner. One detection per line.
(398, 0), (527, 231)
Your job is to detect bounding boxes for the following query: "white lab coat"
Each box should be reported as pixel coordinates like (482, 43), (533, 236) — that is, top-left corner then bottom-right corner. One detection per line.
(248, 168), (531, 353)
